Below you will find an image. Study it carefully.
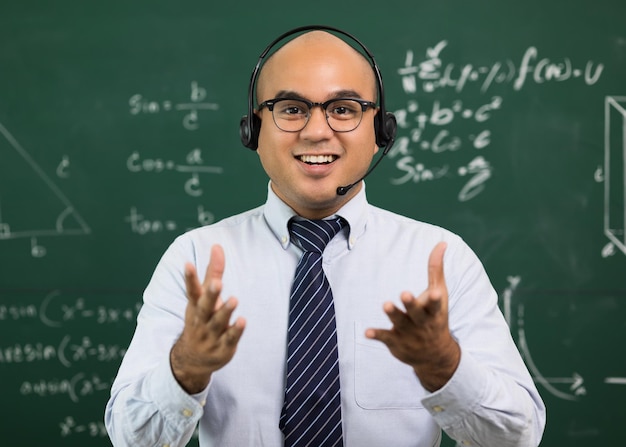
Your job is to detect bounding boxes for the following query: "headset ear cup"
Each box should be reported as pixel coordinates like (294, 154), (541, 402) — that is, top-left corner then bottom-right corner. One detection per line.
(239, 115), (252, 148)
(374, 110), (397, 148)
(374, 110), (385, 147)
(239, 114), (262, 150)
(383, 112), (397, 148)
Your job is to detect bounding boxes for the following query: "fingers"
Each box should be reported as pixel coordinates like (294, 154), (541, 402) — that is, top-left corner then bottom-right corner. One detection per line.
(402, 241), (447, 317)
(364, 327), (389, 342)
(184, 263), (202, 302)
(369, 242), (449, 335)
(185, 245), (242, 337)
(428, 241), (447, 293)
(427, 241), (448, 311)
(184, 245), (227, 321)
(383, 298), (414, 330)
(174, 245), (245, 392)
(204, 297), (246, 356)
(204, 244), (226, 291)
(206, 297), (239, 337)
(366, 242), (455, 378)
(224, 316), (246, 347)
(403, 290), (442, 320)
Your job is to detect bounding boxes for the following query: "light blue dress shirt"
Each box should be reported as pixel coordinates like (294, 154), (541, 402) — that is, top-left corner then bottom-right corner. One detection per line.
(105, 182), (545, 447)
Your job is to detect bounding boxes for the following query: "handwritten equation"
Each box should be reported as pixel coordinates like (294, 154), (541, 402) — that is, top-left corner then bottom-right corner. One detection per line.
(390, 42), (605, 201)
(0, 290), (142, 444)
(126, 147), (223, 197)
(125, 204), (215, 235)
(129, 81), (219, 130)
(0, 290), (141, 327)
(59, 416), (108, 438)
(58, 415), (199, 439)
(125, 81), (222, 240)
(21, 373), (110, 403)
(0, 335), (126, 367)
(398, 42), (604, 94)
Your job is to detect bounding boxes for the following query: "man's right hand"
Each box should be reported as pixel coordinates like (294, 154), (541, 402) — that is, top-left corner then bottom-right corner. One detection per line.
(170, 244), (246, 394)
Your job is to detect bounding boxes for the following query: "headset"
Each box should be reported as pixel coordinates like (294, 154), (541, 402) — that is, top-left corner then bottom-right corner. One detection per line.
(239, 25), (397, 154)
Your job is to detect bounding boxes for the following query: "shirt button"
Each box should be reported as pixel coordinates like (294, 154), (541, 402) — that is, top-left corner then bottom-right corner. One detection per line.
(182, 408), (193, 417)
(281, 235), (288, 244)
(432, 405), (445, 413)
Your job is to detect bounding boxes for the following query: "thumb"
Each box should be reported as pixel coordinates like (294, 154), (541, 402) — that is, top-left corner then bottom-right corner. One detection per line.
(428, 241), (447, 292)
(204, 244), (226, 290)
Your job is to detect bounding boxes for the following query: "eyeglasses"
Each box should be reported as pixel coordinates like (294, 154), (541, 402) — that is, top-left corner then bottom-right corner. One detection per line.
(257, 97), (377, 133)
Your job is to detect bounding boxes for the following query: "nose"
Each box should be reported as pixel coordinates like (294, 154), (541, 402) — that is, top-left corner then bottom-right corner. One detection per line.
(300, 105), (333, 139)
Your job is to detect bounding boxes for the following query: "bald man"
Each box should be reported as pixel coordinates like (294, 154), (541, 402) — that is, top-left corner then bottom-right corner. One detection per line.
(106, 28), (545, 447)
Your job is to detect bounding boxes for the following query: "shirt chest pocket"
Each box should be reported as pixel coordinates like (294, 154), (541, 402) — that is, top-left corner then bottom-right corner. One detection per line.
(353, 321), (427, 410)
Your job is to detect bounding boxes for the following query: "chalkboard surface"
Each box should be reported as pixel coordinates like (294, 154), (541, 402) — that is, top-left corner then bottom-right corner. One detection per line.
(1, 1), (625, 446)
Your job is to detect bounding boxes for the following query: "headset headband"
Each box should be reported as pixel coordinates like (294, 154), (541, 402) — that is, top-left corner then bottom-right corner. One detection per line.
(239, 25), (396, 151)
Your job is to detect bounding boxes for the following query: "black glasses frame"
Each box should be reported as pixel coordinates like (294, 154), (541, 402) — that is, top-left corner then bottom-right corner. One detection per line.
(257, 97), (377, 132)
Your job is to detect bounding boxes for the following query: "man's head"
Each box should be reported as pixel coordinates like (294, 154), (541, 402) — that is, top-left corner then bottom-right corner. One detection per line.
(251, 29), (384, 219)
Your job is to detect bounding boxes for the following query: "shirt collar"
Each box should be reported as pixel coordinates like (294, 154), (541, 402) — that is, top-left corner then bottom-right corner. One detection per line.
(262, 180), (368, 250)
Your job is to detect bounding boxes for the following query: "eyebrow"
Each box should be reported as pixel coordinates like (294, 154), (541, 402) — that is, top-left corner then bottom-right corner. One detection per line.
(273, 89), (367, 101)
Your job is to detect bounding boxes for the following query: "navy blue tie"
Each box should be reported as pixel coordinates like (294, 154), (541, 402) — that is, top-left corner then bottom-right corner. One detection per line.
(280, 217), (345, 447)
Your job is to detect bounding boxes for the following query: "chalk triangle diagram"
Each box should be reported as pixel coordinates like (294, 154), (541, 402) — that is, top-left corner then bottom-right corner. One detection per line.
(0, 122), (91, 240)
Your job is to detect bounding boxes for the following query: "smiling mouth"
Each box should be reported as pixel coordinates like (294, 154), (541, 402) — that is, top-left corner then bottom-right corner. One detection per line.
(297, 154), (338, 165)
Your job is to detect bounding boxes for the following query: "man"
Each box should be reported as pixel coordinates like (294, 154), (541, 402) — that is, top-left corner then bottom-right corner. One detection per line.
(106, 26), (545, 446)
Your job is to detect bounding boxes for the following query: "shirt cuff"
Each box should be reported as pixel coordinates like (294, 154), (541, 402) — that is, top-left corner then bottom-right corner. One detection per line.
(420, 349), (487, 428)
(148, 357), (211, 427)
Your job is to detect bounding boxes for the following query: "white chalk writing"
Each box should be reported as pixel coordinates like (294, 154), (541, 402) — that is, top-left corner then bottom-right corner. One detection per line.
(391, 42), (605, 201)
(129, 81), (219, 130)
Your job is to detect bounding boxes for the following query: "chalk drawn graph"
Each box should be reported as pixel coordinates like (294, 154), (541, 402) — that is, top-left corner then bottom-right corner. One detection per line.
(503, 276), (626, 402)
(0, 122), (91, 257)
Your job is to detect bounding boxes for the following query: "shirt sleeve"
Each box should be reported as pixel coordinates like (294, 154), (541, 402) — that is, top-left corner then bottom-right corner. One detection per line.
(105, 357), (208, 446)
(421, 236), (546, 447)
(105, 234), (209, 447)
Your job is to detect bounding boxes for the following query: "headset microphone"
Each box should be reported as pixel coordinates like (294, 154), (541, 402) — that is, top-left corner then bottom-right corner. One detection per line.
(336, 135), (395, 196)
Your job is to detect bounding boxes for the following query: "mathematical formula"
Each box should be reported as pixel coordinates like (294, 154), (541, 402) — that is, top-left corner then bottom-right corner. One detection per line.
(126, 147), (223, 197)
(398, 41), (604, 94)
(0, 290), (141, 328)
(20, 373), (110, 403)
(0, 336), (126, 367)
(390, 42), (605, 201)
(129, 81), (219, 130)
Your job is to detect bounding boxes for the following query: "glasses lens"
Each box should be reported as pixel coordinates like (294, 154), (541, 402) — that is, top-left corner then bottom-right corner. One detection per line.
(326, 99), (364, 132)
(271, 99), (310, 132)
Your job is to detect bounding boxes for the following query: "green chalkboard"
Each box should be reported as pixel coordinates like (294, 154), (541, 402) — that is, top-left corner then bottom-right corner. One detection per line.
(1, 1), (625, 446)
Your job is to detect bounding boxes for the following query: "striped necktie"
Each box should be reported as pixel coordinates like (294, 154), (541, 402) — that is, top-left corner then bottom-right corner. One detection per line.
(280, 217), (345, 447)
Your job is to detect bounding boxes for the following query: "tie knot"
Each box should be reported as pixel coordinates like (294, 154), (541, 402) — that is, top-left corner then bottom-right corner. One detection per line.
(290, 217), (345, 254)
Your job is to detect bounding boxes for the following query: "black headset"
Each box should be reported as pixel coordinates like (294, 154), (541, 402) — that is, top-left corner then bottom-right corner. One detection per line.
(239, 25), (397, 153)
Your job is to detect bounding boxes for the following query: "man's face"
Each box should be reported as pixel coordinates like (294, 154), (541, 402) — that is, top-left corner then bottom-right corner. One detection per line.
(255, 32), (379, 219)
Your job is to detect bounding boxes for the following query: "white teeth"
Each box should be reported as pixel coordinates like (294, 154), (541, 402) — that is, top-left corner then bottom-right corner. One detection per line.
(299, 154), (336, 164)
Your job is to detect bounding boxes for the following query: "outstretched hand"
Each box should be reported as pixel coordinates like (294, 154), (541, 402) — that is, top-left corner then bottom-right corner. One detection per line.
(365, 241), (460, 391)
(170, 244), (246, 394)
